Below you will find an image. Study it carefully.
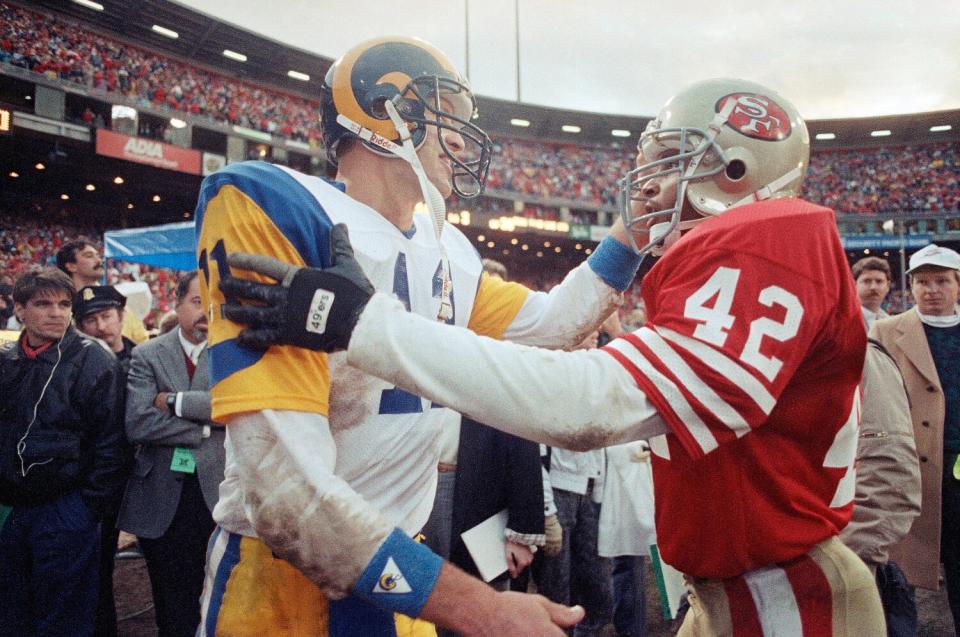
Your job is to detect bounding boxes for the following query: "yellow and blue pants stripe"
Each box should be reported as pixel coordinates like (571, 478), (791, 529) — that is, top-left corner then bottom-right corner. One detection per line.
(199, 527), (437, 637)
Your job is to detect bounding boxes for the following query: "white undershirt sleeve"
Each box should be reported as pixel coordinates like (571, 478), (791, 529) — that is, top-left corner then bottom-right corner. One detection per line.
(226, 409), (394, 598)
(348, 293), (670, 450)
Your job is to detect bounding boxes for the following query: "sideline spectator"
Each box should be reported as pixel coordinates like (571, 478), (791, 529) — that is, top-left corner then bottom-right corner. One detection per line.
(74, 285), (137, 637)
(839, 340), (922, 636)
(853, 256), (893, 329)
(0, 269), (126, 636)
(536, 331), (612, 637)
(872, 243), (960, 634)
(116, 272), (223, 637)
(598, 441), (656, 637)
(75, 285), (136, 366)
(57, 240), (150, 344)
(56, 238), (105, 290)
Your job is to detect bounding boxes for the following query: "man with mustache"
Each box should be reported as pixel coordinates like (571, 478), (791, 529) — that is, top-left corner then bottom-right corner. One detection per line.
(852, 257), (892, 330)
(56, 238), (150, 344)
(117, 271), (224, 637)
(73, 284), (138, 637)
(56, 239), (107, 291)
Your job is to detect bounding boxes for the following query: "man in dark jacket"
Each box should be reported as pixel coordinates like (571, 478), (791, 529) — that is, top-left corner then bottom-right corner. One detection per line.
(0, 269), (127, 637)
(74, 284), (137, 637)
(75, 285), (137, 373)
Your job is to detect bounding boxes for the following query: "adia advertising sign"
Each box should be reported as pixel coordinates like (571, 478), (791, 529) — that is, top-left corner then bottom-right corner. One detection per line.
(96, 129), (201, 175)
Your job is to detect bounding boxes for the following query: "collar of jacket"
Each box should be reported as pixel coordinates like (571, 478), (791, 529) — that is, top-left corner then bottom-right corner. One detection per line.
(2, 327), (80, 362)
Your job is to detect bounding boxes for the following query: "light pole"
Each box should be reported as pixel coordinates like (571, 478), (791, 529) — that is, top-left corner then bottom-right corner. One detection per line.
(883, 218), (908, 308)
(898, 219), (907, 304)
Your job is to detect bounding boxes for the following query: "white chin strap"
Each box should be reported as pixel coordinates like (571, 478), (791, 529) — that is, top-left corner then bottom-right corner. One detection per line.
(731, 165), (805, 209)
(648, 219), (704, 257)
(336, 105), (454, 321)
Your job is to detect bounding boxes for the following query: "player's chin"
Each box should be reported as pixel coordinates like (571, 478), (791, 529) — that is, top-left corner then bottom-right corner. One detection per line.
(429, 176), (454, 199)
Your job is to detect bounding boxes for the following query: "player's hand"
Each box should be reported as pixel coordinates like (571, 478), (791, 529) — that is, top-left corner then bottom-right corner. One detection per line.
(608, 216), (650, 255)
(505, 541), (534, 578)
(631, 441), (651, 462)
(219, 223), (374, 352)
(473, 592), (583, 637)
(543, 514), (563, 557)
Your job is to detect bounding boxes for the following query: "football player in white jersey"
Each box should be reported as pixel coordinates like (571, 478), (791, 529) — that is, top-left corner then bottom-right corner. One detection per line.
(225, 79), (887, 636)
(196, 37), (645, 637)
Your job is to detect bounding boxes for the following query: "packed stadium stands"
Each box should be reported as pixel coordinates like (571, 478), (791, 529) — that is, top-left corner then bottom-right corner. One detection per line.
(1, 0), (958, 325)
(3, 1), (959, 218)
(1, 1), (323, 144)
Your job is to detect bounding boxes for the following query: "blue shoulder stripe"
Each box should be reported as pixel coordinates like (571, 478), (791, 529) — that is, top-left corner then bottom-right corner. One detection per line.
(195, 161), (334, 268)
(207, 340), (264, 386)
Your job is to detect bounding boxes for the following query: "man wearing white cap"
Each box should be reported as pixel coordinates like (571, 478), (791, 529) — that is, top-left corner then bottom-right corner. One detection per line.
(871, 242), (960, 635)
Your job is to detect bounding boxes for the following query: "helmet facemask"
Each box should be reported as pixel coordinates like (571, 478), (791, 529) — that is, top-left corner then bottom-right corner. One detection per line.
(617, 85), (808, 257)
(618, 99), (735, 256)
(344, 74), (492, 199)
(397, 75), (492, 199)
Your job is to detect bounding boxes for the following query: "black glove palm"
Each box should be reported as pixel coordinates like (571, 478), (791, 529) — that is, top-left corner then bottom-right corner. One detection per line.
(219, 223), (374, 352)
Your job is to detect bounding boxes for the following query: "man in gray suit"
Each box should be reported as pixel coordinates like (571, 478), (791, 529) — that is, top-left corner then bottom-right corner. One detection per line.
(117, 271), (225, 637)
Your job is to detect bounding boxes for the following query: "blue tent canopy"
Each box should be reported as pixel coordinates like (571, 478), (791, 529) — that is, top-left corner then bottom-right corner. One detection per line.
(103, 221), (197, 271)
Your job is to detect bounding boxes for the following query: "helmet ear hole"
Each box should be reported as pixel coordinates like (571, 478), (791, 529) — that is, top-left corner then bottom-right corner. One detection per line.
(365, 85), (401, 120)
(725, 159), (747, 181)
(368, 97), (389, 120)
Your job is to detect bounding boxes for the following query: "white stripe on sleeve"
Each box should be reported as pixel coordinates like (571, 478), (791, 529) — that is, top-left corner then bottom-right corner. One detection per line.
(654, 326), (776, 415)
(606, 339), (719, 455)
(636, 328), (751, 439)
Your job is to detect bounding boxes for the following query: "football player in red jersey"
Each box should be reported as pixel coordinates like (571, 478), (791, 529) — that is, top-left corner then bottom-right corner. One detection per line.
(223, 79), (885, 636)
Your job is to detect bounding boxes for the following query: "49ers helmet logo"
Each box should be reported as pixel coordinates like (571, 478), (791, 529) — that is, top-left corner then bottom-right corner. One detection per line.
(718, 93), (792, 141)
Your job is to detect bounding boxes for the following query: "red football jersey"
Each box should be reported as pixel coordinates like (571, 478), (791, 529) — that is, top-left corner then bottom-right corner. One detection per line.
(603, 198), (866, 578)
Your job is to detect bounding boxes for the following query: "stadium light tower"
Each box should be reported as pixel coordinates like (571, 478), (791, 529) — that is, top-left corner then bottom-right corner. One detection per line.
(514, 0), (521, 102)
(464, 0), (470, 80)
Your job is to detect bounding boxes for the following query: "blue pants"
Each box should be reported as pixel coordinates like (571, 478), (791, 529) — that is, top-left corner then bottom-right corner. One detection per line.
(612, 556), (646, 637)
(536, 488), (611, 637)
(942, 451), (960, 635)
(422, 470), (456, 561)
(875, 562), (916, 637)
(0, 491), (100, 637)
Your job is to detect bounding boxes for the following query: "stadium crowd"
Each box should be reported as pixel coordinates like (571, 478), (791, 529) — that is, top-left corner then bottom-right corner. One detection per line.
(0, 2), (323, 144)
(479, 138), (960, 219)
(3, 1), (960, 217)
(0, 211), (180, 329)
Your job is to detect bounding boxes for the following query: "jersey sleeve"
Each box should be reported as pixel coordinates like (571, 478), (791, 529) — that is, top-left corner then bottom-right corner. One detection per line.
(602, 247), (832, 461)
(195, 161), (334, 422)
(467, 236), (639, 347)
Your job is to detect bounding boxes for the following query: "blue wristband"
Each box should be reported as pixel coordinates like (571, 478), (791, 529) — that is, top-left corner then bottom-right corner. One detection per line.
(352, 528), (443, 617)
(587, 236), (643, 291)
